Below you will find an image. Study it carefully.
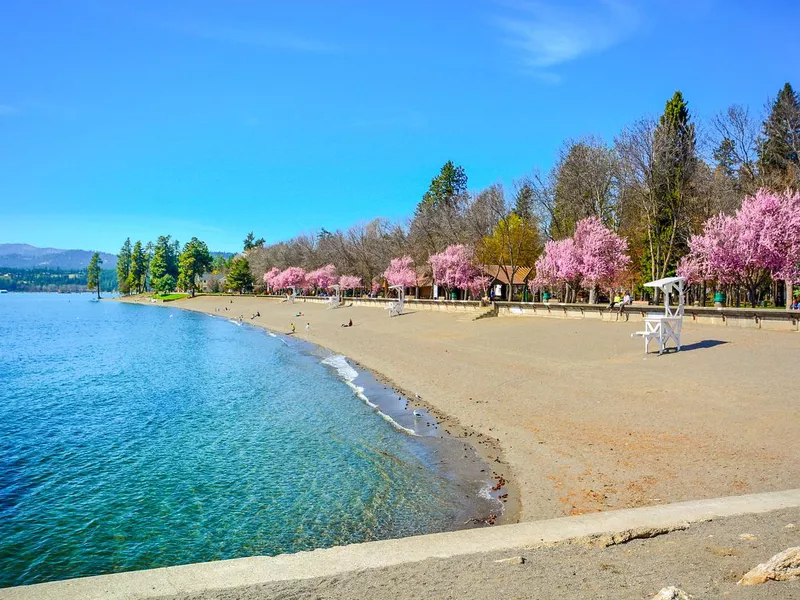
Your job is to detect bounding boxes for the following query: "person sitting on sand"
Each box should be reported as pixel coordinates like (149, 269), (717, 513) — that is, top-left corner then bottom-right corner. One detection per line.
(341, 319), (353, 328)
(295, 312), (304, 317)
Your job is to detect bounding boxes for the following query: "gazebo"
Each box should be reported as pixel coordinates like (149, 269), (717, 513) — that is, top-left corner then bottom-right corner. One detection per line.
(631, 276), (685, 355)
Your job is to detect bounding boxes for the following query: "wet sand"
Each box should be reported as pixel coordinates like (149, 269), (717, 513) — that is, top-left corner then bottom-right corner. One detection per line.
(121, 295), (800, 523)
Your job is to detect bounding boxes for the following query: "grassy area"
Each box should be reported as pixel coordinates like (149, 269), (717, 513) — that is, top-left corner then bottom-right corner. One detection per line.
(153, 293), (189, 301)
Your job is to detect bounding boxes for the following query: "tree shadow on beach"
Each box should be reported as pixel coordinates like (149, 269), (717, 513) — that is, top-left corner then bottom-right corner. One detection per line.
(678, 340), (728, 352)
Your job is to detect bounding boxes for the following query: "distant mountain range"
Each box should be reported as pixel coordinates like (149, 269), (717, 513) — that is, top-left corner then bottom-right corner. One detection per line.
(0, 244), (117, 270)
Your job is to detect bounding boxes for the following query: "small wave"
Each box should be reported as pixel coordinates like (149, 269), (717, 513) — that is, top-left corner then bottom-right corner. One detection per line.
(268, 332), (277, 337)
(477, 483), (505, 513)
(478, 483), (494, 500)
(323, 355), (419, 437)
(321, 355), (358, 382)
(228, 320), (243, 327)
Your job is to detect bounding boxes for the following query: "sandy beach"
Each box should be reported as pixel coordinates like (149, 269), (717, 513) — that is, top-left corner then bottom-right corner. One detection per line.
(120, 295), (800, 524)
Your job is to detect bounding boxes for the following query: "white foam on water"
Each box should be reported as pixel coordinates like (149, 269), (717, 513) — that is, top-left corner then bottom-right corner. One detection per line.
(478, 483), (494, 500)
(228, 319), (242, 327)
(322, 355), (419, 437)
(321, 354), (359, 382)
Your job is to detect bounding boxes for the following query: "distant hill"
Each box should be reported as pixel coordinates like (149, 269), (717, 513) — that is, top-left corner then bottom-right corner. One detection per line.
(0, 244), (117, 270)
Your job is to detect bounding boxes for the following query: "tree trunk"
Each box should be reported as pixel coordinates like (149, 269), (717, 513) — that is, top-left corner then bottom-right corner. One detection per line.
(589, 286), (596, 305)
(787, 280), (794, 312)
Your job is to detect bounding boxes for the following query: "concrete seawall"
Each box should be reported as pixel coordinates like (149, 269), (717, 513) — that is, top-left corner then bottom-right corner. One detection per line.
(245, 295), (799, 330)
(496, 301), (800, 332)
(262, 294), (485, 313)
(4, 489), (799, 600)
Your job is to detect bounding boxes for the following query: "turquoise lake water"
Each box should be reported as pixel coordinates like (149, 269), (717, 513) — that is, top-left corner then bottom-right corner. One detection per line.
(0, 294), (491, 588)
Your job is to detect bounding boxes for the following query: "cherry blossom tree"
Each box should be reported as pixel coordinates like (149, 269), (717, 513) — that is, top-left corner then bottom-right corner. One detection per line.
(530, 217), (630, 302)
(273, 266), (306, 293)
(383, 256), (417, 288)
(467, 275), (492, 299)
(338, 275), (362, 291)
(678, 188), (800, 307)
(574, 217), (631, 301)
(530, 239), (582, 300)
(305, 264), (338, 293)
(430, 244), (481, 298)
(263, 267), (280, 293)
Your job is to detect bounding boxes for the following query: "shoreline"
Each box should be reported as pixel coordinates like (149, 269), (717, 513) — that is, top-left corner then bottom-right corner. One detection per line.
(117, 293), (800, 525)
(115, 295), (522, 531)
(5, 490), (799, 599)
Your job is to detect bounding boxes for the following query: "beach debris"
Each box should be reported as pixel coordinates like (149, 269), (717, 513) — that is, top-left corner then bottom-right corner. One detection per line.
(591, 523), (690, 548)
(415, 393), (421, 399)
(785, 523), (796, 529)
(651, 587), (693, 600)
(738, 546), (800, 585)
(412, 411), (423, 418)
(739, 533), (757, 541)
(494, 556), (525, 565)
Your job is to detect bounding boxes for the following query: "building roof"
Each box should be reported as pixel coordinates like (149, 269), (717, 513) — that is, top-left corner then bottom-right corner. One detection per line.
(481, 265), (533, 285)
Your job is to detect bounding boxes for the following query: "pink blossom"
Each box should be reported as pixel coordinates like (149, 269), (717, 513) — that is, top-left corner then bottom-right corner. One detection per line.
(429, 245), (480, 290)
(573, 217), (631, 288)
(530, 217), (630, 292)
(531, 239), (581, 289)
(338, 275), (362, 290)
(272, 266), (306, 291)
(263, 267), (280, 291)
(679, 189), (800, 288)
(305, 264), (338, 291)
(383, 256), (417, 288)
(467, 275), (491, 298)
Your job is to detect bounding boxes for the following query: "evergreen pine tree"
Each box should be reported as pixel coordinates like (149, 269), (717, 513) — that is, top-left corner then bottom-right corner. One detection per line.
(116, 238), (132, 294)
(177, 237), (213, 292)
(87, 252), (102, 299)
(227, 256), (254, 293)
(760, 82), (800, 188)
(417, 160), (468, 213)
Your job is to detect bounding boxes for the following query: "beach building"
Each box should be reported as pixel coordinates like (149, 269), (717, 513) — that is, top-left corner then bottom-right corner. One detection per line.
(481, 265), (533, 301)
(412, 266), (434, 299)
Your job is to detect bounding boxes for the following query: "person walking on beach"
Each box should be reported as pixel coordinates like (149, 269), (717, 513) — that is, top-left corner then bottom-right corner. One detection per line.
(305, 322), (310, 332)
(290, 323), (296, 334)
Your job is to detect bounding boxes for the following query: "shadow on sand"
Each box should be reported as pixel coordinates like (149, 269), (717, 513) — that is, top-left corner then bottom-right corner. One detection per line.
(678, 340), (728, 352)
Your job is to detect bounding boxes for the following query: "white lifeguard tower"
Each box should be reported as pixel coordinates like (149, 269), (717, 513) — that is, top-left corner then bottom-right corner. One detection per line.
(385, 285), (405, 317)
(632, 276), (685, 355)
(327, 284), (341, 309)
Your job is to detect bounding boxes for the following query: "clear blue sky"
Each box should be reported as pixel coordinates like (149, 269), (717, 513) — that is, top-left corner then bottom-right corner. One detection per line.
(1, 1), (798, 254)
